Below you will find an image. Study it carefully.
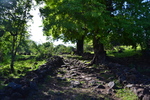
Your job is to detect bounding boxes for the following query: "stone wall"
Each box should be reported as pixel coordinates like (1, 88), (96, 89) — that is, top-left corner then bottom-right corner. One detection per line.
(0, 56), (64, 100)
(107, 63), (150, 100)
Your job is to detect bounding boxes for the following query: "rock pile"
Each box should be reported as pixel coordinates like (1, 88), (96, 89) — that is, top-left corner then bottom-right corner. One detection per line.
(0, 56), (64, 100)
(65, 58), (150, 100)
(107, 62), (150, 100)
(62, 58), (117, 96)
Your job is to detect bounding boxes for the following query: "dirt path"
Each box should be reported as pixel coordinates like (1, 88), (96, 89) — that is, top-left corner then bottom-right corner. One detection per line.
(27, 58), (121, 100)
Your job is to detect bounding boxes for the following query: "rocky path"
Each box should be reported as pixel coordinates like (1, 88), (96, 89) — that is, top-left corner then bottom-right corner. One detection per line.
(27, 58), (121, 100)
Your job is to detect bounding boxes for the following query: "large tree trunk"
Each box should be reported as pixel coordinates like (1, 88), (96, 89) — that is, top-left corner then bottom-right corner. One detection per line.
(76, 36), (84, 56)
(89, 36), (106, 65)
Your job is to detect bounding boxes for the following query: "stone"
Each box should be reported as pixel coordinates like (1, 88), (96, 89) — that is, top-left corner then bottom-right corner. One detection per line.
(71, 81), (81, 87)
(89, 80), (97, 86)
(0, 92), (5, 100)
(125, 84), (134, 88)
(61, 65), (67, 68)
(97, 85), (105, 89)
(57, 77), (66, 81)
(30, 81), (38, 91)
(97, 76), (103, 80)
(72, 73), (77, 77)
(11, 92), (23, 99)
(106, 88), (113, 95)
(134, 88), (145, 99)
(0, 89), (5, 96)
(126, 74), (137, 84)
(107, 81), (115, 89)
(142, 94), (150, 100)
(85, 77), (92, 81)
(7, 82), (22, 90)
(20, 85), (30, 97)
(4, 87), (14, 96)
(38, 70), (47, 76)
(55, 97), (63, 100)
(3, 96), (10, 100)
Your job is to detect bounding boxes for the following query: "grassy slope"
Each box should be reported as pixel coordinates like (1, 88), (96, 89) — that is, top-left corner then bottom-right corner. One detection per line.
(0, 55), (46, 89)
(107, 46), (141, 58)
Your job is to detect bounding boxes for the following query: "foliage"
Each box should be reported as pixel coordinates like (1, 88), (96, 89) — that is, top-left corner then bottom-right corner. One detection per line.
(0, 0), (33, 72)
(114, 75), (138, 100)
(36, 0), (150, 53)
(116, 89), (138, 100)
(35, 42), (54, 60)
(54, 44), (74, 54)
(84, 40), (93, 53)
(17, 40), (55, 61)
(109, 0), (150, 49)
(37, 0), (107, 41)
(0, 58), (46, 79)
(0, 32), (12, 62)
(107, 45), (141, 58)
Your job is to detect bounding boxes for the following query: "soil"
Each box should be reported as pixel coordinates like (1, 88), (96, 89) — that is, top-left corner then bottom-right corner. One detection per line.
(27, 57), (122, 100)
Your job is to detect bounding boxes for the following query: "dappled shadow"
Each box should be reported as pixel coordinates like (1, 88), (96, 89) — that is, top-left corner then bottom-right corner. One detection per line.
(27, 57), (121, 100)
(27, 75), (114, 100)
(108, 54), (150, 77)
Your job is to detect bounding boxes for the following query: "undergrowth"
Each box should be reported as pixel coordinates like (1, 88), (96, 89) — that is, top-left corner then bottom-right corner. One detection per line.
(116, 89), (138, 100)
(107, 45), (141, 58)
(0, 56), (46, 89)
(0, 59), (46, 78)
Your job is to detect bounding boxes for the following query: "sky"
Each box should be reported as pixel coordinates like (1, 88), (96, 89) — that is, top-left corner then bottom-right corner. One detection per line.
(28, 4), (75, 47)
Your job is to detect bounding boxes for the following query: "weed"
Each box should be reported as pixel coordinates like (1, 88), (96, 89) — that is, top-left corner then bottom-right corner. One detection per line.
(0, 81), (7, 89)
(92, 64), (98, 68)
(80, 81), (86, 84)
(116, 89), (138, 100)
(114, 79), (123, 88)
(96, 81), (103, 85)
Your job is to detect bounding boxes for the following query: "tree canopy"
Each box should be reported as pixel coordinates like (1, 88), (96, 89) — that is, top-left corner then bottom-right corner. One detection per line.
(36, 0), (150, 64)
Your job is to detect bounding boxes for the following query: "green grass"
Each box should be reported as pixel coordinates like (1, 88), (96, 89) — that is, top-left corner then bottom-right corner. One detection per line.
(116, 89), (138, 100)
(0, 57), (46, 78)
(59, 54), (82, 59)
(114, 79), (138, 100)
(16, 55), (35, 60)
(0, 80), (7, 89)
(107, 46), (142, 58)
(0, 56), (46, 89)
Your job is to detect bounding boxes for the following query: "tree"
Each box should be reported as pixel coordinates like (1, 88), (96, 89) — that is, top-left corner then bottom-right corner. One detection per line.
(109, 0), (150, 50)
(0, 0), (33, 72)
(36, 0), (150, 65)
(37, 0), (111, 64)
(36, 0), (88, 55)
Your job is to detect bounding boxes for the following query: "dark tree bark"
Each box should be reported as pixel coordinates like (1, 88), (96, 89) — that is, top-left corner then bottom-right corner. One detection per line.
(89, 36), (106, 65)
(76, 36), (84, 56)
(146, 39), (150, 50)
